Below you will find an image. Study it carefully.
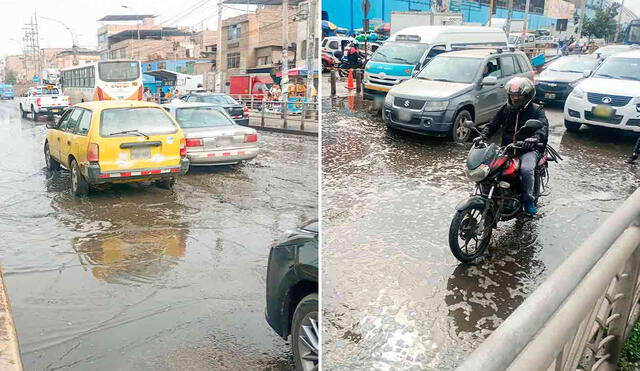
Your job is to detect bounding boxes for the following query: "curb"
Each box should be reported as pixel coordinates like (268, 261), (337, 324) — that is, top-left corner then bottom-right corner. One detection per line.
(248, 125), (318, 137)
(0, 267), (22, 371)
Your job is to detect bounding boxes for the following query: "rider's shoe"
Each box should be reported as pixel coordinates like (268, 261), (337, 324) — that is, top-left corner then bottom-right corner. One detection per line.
(524, 201), (538, 216)
(627, 154), (638, 164)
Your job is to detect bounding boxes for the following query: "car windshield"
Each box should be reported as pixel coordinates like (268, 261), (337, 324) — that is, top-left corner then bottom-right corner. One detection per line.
(35, 88), (60, 95)
(100, 107), (177, 137)
(194, 95), (238, 105)
(547, 56), (598, 73)
(98, 61), (140, 82)
(593, 57), (640, 81)
(416, 56), (483, 84)
(175, 107), (235, 128)
(370, 42), (430, 65)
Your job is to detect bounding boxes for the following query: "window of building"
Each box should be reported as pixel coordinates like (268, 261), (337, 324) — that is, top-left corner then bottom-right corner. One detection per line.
(227, 52), (240, 69)
(257, 56), (269, 65)
(228, 24), (241, 40)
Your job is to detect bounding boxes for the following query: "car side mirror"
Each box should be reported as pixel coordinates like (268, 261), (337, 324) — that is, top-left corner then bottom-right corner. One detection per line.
(481, 76), (498, 86)
(583, 70), (591, 78)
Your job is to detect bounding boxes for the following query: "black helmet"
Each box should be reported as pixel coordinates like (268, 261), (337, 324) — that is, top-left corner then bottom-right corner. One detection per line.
(505, 76), (535, 110)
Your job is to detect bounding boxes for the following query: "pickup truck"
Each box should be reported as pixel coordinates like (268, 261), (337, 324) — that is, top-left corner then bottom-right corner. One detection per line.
(19, 85), (70, 120)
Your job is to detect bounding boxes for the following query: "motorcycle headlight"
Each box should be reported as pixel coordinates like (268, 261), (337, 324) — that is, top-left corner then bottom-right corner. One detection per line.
(465, 164), (490, 181)
(424, 100), (449, 111)
(385, 92), (394, 106)
(571, 86), (585, 99)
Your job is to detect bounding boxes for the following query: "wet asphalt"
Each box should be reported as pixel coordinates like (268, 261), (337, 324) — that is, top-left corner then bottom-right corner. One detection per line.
(0, 100), (317, 370)
(321, 96), (640, 370)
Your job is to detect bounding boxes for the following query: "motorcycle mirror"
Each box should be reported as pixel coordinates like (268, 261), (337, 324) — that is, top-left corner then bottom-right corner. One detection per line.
(522, 119), (543, 130)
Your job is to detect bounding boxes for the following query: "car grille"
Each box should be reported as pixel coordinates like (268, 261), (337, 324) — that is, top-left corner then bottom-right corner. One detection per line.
(587, 93), (632, 107)
(584, 111), (623, 124)
(627, 119), (640, 127)
(369, 77), (396, 86)
(394, 97), (425, 110)
(537, 82), (568, 92)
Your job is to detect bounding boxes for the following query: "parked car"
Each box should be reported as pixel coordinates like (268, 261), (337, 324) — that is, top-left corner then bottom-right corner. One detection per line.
(564, 50), (640, 133)
(162, 101), (259, 166)
(321, 36), (353, 58)
(383, 48), (535, 142)
(322, 51), (339, 71)
(19, 85), (70, 120)
(535, 55), (599, 104)
(180, 92), (249, 126)
(265, 220), (318, 371)
(44, 100), (189, 196)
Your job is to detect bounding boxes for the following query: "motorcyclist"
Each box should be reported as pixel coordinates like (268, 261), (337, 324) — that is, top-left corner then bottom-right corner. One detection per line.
(346, 41), (363, 69)
(480, 76), (549, 216)
(627, 137), (640, 163)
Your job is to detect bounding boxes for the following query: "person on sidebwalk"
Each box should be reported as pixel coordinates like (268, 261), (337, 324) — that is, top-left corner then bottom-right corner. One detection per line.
(480, 76), (549, 216)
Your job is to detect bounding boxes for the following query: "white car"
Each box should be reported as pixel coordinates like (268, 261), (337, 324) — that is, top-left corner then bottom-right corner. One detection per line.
(19, 85), (70, 120)
(563, 50), (640, 133)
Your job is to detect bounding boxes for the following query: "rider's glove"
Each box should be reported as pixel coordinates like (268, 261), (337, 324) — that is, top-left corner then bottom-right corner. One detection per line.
(523, 137), (539, 150)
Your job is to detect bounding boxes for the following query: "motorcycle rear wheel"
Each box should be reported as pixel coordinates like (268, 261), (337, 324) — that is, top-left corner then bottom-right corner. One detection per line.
(449, 204), (493, 263)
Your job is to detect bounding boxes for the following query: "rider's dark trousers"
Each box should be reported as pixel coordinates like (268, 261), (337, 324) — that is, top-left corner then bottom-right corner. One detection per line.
(520, 151), (537, 204)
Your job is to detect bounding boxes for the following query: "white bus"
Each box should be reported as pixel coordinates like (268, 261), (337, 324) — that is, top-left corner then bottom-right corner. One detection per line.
(60, 60), (143, 103)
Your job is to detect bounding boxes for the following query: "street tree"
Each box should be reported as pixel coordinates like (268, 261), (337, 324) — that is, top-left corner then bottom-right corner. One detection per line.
(5, 70), (17, 84)
(583, 3), (620, 40)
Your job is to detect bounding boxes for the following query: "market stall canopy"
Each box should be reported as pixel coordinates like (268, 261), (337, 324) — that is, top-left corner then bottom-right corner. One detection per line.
(322, 21), (338, 31)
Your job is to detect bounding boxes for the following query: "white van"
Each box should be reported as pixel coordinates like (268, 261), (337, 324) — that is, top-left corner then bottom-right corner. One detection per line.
(363, 26), (508, 100)
(321, 36), (354, 58)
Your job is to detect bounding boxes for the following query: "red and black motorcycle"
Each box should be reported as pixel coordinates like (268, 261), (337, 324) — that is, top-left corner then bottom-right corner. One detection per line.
(449, 119), (562, 264)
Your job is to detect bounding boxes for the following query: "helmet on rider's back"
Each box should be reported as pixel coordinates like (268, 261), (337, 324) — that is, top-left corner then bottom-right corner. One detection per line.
(505, 76), (536, 111)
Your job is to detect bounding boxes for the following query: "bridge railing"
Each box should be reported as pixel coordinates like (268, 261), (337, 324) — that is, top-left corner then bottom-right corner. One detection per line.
(457, 188), (640, 371)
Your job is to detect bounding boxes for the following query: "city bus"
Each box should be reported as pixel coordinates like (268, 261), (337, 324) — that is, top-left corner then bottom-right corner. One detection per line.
(60, 60), (143, 103)
(624, 19), (640, 45)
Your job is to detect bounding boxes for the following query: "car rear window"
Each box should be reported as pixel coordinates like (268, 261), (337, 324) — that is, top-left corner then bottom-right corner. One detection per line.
(194, 95), (238, 105)
(36, 88), (60, 95)
(100, 107), (177, 137)
(176, 107), (236, 128)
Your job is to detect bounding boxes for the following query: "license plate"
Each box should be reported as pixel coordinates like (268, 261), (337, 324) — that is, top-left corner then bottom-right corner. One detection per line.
(397, 110), (412, 122)
(544, 93), (556, 99)
(593, 105), (614, 119)
(130, 147), (151, 160)
(51, 109), (60, 113)
(217, 137), (231, 146)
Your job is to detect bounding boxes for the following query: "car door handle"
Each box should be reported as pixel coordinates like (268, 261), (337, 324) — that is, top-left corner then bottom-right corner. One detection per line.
(67, 141), (71, 145)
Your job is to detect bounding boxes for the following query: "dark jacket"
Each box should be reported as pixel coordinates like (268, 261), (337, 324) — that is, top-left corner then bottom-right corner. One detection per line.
(482, 102), (549, 147)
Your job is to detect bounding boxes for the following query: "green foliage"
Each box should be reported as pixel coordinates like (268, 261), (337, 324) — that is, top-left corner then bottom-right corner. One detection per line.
(582, 3), (620, 39)
(4, 70), (17, 84)
(619, 320), (640, 371)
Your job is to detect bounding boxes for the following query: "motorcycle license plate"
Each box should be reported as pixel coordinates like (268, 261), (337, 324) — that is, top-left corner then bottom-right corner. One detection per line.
(397, 109), (412, 122)
(544, 93), (556, 99)
(593, 105), (614, 119)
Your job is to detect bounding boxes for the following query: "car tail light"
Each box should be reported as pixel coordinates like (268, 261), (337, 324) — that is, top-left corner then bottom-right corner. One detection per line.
(245, 133), (257, 143)
(36, 98), (41, 106)
(180, 138), (187, 156)
(87, 143), (99, 162)
(186, 138), (203, 147)
(243, 106), (249, 118)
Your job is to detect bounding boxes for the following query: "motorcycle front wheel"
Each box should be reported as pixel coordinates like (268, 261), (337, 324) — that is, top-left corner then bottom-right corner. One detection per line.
(449, 204), (493, 264)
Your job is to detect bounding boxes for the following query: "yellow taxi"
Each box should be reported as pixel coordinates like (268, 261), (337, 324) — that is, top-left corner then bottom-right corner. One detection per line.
(44, 100), (189, 196)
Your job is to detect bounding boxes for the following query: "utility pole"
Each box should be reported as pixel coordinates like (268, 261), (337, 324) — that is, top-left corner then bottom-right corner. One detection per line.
(488, 0), (494, 26)
(217, 0), (223, 92)
(121, 6), (141, 60)
(34, 12), (42, 79)
(506, 0), (514, 34)
(281, 0), (290, 109)
(577, 0), (586, 39)
(615, 0), (625, 42)
(523, 0), (531, 32)
(305, 0), (316, 100)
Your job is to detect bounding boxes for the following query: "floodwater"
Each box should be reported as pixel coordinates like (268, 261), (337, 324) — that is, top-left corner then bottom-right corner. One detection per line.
(321, 96), (640, 370)
(0, 100), (317, 370)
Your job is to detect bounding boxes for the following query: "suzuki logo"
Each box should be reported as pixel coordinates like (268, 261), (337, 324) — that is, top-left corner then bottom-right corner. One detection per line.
(379, 72), (386, 79)
(602, 97), (612, 104)
(404, 100), (410, 107)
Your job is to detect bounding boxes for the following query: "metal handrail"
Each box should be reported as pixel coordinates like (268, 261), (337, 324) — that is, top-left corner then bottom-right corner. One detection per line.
(457, 188), (640, 371)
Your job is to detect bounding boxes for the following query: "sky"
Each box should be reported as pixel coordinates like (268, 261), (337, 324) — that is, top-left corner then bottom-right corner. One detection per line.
(0, 0), (255, 57)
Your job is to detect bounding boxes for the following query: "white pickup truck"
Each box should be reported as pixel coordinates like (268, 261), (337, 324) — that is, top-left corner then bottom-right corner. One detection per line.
(19, 85), (70, 120)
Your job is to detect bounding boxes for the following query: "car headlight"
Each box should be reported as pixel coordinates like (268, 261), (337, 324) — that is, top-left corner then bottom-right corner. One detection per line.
(571, 87), (585, 99)
(568, 79), (583, 88)
(465, 164), (490, 182)
(424, 100), (449, 111)
(385, 92), (394, 106)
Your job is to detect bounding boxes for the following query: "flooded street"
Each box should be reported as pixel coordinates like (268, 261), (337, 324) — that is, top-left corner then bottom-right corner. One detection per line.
(321, 96), (640, 370)
(0, 100), (317, 370)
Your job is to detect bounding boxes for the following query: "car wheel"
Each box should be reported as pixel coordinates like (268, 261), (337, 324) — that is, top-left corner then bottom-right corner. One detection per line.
(44, 142), (60, 171)
(31, 105), (38, 121)
(20, 104), (27, 118)
(450, 110), (473, 143)
(291, 293), (318, 371)
(70, 159), (89, 197)
(156, 177), (176, 189)
(564, 119), (582, 132)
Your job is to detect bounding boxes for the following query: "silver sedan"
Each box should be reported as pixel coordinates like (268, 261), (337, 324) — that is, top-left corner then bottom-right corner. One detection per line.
(163, 102), (259, 166)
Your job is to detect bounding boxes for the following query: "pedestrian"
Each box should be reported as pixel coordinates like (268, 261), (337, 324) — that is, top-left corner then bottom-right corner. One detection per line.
(173, 89), (180, 100)
(143, 87), (152, 101)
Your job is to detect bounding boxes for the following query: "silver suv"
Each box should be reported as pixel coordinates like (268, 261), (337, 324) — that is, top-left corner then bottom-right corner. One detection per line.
(383, 48), (535, 142)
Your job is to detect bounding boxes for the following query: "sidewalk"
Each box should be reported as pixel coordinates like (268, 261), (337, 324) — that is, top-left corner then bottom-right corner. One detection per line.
(248, 113), (318, 137)
(0, 268), (22, 370)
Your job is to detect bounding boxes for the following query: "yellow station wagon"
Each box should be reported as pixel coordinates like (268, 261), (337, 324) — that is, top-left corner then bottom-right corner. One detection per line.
(44, 100), (189, 196)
